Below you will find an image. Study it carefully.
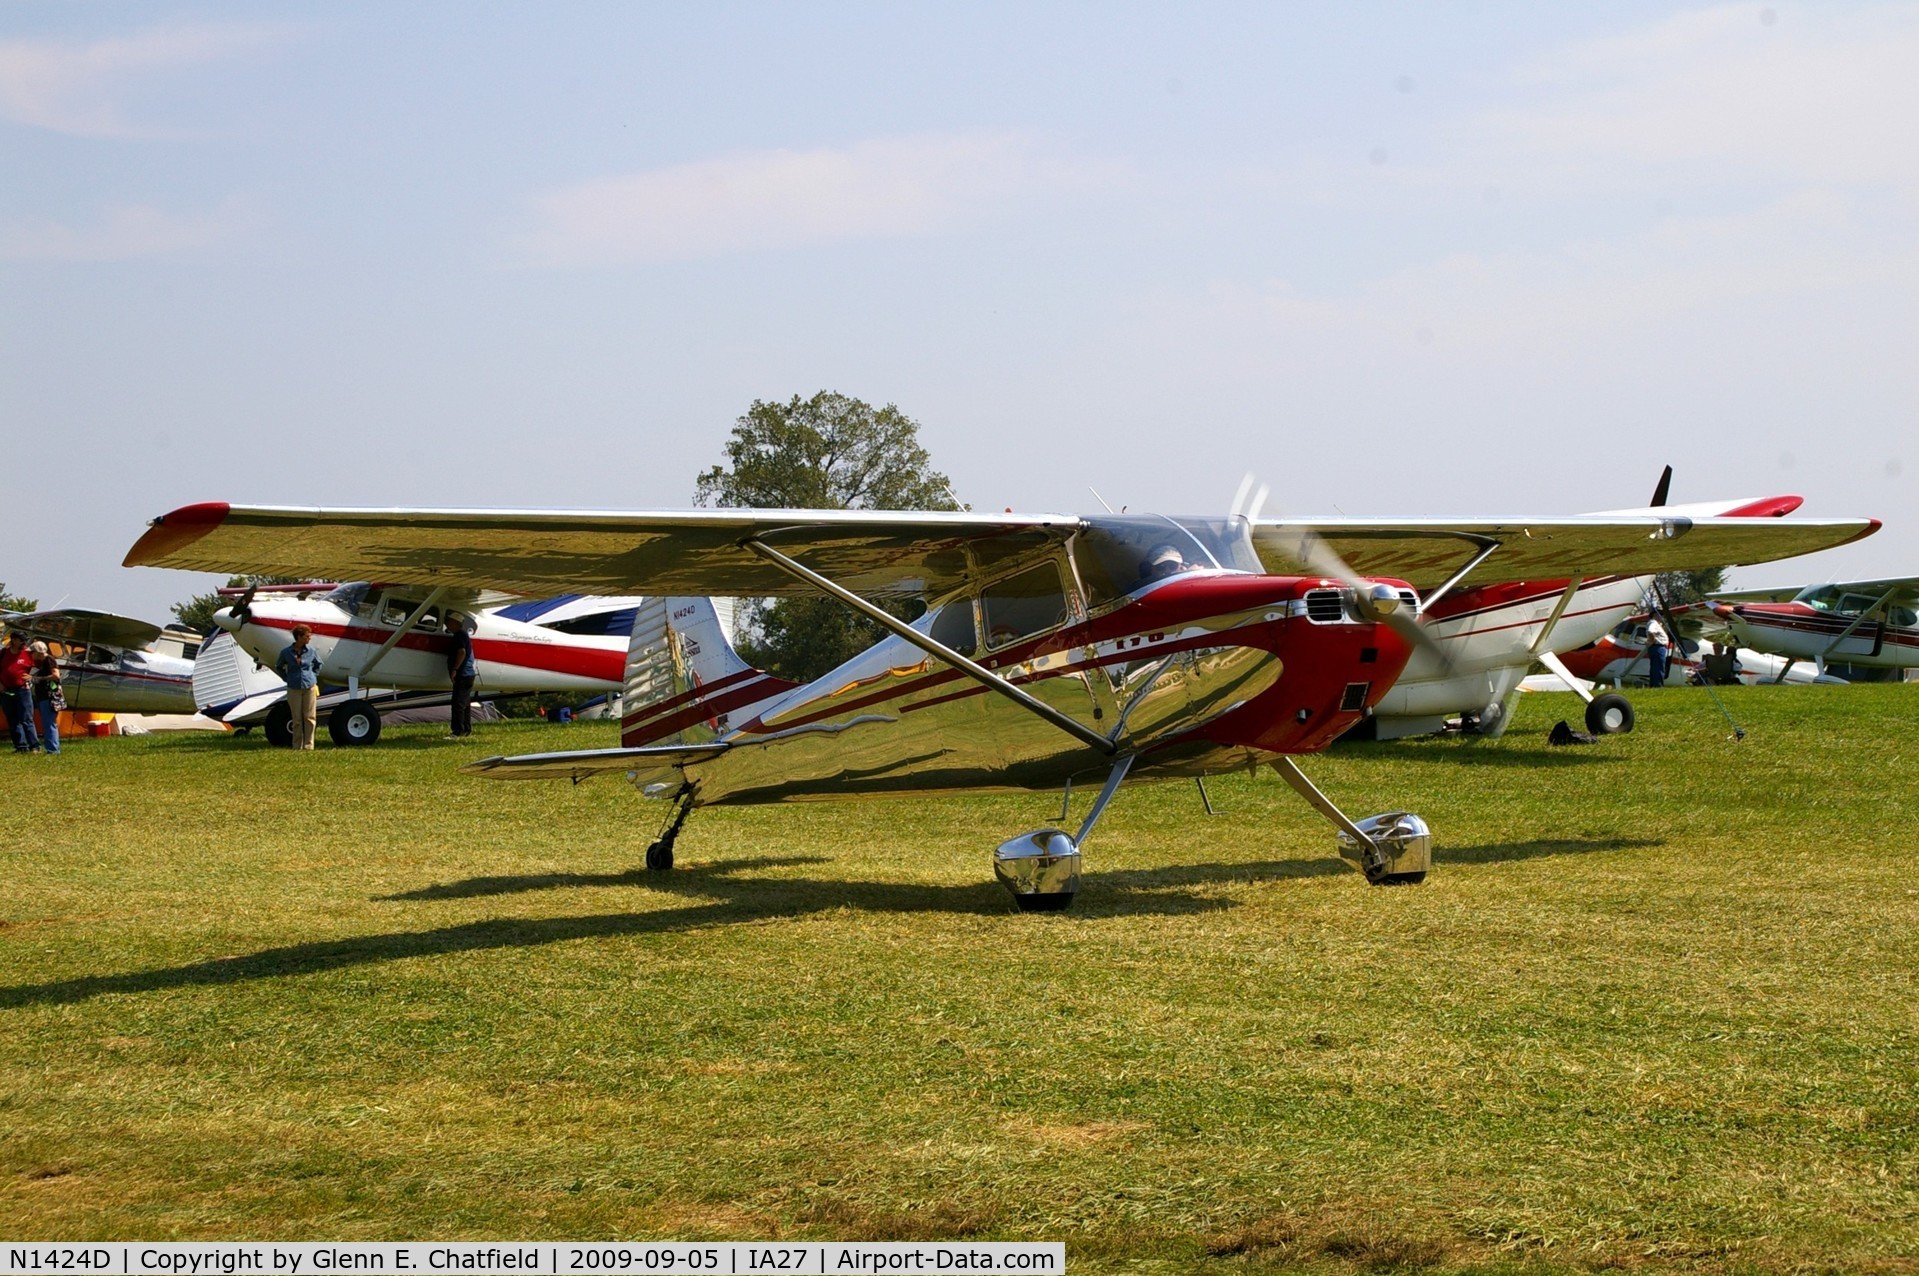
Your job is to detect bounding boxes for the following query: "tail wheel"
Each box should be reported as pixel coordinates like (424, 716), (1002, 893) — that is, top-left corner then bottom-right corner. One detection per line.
(1585, 692), (1635, 735)
(328, 699), (382, 747)
(263, 703), (293, 749)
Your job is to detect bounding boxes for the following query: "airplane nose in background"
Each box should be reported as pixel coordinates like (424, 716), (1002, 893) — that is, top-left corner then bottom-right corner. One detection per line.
(211, 608), (242, 633)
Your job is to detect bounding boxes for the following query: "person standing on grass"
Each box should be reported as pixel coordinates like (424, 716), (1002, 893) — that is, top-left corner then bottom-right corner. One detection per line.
(28, 640), (62, 755)
(275, 623), (323, 750)
(2, 631), (40, 753)
(1645, 615), (1672, 688)
(445, 613), (477, 738)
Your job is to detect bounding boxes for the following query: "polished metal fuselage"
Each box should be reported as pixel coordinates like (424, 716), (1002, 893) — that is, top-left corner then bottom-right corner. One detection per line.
(57, 648), (197, 714)
(663, 572), (1408, 806)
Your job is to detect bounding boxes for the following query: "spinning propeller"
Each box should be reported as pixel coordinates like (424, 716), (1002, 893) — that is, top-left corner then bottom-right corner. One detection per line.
(1231, 474), (1456, 676)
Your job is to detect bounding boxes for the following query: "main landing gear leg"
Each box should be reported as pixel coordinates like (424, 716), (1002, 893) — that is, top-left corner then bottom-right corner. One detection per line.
(1270, 756), (1433, 885)
(995, 754), (1136, 912)
(646, 788), (695, 871)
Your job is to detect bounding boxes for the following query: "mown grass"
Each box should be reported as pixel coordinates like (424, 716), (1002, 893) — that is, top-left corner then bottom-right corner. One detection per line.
(3, 687), (1916, 1272)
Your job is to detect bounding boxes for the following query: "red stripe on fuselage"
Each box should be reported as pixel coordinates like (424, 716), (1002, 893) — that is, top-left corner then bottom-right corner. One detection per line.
(248, 615), (623, 682)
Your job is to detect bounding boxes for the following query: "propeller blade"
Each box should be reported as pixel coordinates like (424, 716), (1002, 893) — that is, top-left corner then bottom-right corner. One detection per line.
(1272, 526), (1457, 676)
(231, 583), (258, 625)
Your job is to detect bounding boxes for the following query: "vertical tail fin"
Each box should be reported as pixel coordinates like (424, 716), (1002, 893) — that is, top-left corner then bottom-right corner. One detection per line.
(621, 598), (797, 747)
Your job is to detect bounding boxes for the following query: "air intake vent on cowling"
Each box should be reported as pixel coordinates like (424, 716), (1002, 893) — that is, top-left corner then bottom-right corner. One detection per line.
(1305, 589), (1346, 623)
(1340, 682), (1371, 712)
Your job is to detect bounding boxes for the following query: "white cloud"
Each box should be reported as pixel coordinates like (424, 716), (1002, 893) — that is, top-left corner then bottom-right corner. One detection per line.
(1465, 4), (1919, 196)
(0, 200), (255, 262)
(518, 132), (1128, 266)
(0, 23), (289, 138)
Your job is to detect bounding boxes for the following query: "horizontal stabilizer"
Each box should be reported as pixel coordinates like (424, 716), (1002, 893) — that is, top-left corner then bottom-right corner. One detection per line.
(461, 740), (731, 784)
(220, 690), (288, 724)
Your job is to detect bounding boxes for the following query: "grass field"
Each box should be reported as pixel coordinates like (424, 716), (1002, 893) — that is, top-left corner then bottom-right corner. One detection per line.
(3, 686), (1916, 1272)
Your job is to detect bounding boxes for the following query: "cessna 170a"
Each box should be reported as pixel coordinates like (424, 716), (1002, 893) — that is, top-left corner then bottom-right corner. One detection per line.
(1707, 577), (1919, 682)
(194, 581), (645, 745)
(0, 608), (202, 714)
(125, 499), (1876, 910)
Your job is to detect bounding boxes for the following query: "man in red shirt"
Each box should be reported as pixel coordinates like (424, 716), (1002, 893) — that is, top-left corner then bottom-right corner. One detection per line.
(1, 631), (41, 753)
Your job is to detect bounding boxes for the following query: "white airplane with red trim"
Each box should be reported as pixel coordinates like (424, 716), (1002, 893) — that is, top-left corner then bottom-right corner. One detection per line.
(1707, 578), (1919, 681)
(198, 581), (645, 745)
(1355, 482), (1814, 741)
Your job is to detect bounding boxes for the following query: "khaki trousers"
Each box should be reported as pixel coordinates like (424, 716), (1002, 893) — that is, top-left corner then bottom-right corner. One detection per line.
(289, 685), (319, 750)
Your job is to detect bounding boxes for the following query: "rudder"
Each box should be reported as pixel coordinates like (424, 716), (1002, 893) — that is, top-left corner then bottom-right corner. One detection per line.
(621, 598), (797, 747)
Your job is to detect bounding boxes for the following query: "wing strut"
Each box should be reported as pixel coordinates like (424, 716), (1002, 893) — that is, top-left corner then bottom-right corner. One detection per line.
(354, 586), (449, 688)
(741, 538), (1117, 756)
(1818, 587), (1898, 663)
(1416, 539), (1504, 613)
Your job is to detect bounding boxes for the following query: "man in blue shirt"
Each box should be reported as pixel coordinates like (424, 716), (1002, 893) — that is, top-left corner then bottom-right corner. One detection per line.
(446, 613), (477, 737)
(275, 623), (323, 750)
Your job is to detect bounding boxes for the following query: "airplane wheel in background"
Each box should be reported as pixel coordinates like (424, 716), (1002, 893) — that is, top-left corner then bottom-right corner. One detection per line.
(263, 703), (293, 749)
(1012, 892), (1076, 912)
(645, 841), (674, 871)
(1585, 692), (1635, 735)
(328, 699), (383, 747)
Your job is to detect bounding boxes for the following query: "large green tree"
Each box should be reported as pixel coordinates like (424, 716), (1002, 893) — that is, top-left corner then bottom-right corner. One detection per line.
(1651, 567), (1727, 608)
(695, 392), (962, 682)
(1, 583), (38, 614)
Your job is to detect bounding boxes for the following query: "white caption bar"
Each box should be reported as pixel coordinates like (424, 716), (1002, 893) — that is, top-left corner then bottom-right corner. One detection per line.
(1, 1245), (1064, 1276)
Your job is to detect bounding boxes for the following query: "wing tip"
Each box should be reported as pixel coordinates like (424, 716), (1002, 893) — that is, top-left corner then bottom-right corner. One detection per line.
(123, 502), (232, 568)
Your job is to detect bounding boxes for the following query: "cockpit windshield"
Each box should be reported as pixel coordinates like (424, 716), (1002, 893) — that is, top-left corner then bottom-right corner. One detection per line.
(322, 582), (370, 615)
(1074, 515), (1262, 606)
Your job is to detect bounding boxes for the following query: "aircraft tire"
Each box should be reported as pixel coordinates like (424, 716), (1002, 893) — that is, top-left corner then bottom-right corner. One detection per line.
(263, 703), (293, 749)
(645, 841), (674, 871)
(1585, 692), (1635, 735)
(1372, 871), (1428, 886)
(1012, 892), (1076, 913)
(328, 699), (383, 747)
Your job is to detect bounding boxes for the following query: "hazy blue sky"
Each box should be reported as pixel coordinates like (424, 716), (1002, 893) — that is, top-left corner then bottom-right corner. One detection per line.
(5, 2), (1914, 620)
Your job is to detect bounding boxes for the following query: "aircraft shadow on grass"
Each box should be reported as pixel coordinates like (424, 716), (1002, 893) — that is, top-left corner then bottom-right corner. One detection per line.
(0, 838), (1654, 1010)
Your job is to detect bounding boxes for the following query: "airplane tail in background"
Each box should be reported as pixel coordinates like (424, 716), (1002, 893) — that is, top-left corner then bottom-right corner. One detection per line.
(621, 598), (799, 748)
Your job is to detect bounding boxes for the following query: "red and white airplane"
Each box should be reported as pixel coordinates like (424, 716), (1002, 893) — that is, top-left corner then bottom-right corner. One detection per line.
(1553, 613), (1845, 688)
(192, 580), (645, 745)
(125, 498), (1874, 910)
(1355, 482), (1814, 740)
(1707, 578), (1919, 682)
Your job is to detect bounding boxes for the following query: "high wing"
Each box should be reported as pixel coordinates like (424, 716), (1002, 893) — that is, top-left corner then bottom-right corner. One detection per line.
(126, 503), (1076, 599)
(1714, 576), (1919, 606)
(2, 608), (164, 651)
(125, 501), (1878, 600)
(1250, 516), (1878, 591)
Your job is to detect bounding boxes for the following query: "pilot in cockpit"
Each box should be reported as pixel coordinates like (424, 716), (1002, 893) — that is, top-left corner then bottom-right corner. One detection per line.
(1139, 542), (1199, 584)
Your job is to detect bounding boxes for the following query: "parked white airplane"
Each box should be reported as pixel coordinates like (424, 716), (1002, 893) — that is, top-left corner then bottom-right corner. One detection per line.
(192, 581), (645, 745)
(1355, 483), (1812, 740)
(1709, 578), (1919, 681)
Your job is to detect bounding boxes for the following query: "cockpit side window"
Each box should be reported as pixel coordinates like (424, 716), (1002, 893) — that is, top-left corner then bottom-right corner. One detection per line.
(981, 561), (1069, 650)
(924, 598), (979, 658)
